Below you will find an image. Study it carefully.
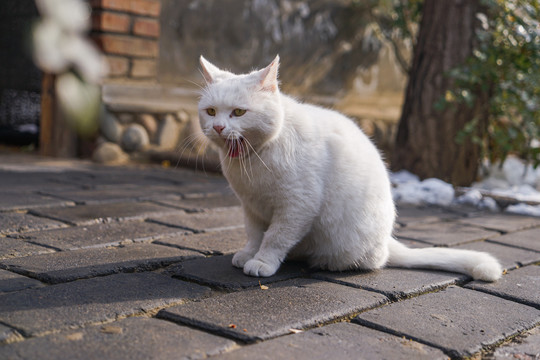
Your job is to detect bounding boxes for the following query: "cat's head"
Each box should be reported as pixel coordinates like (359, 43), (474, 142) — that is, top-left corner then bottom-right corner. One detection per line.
(198, 56), (284, 159)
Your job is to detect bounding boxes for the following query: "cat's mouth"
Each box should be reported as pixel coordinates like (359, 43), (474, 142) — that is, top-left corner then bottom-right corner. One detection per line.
(226, 137), (246, 158)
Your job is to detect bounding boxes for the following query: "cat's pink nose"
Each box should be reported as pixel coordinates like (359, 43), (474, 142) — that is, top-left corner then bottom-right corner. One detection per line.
(213, 125), (225, 134)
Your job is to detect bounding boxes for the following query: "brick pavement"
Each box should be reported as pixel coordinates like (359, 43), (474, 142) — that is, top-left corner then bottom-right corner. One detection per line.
(0, 154), (539, 359)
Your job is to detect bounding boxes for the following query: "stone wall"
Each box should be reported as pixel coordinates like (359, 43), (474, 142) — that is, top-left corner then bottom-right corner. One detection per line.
(90, 0), (161, 80)
(90, 0), (409, 165)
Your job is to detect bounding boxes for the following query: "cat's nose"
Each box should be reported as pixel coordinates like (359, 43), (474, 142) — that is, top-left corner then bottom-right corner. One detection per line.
(213, 125), (225, 134)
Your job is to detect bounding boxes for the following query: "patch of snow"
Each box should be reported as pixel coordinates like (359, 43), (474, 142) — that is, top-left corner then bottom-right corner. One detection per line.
(505, 203), (540, 217)
(391, 156), (540, 216)
(392, 176), (454, 207)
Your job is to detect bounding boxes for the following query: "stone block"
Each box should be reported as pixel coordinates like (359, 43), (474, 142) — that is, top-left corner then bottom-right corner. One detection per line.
(0, 243), (202, 284)
(158, 278), (387, 343)
(457, 213), (540, 233)
(0, 237), (55, 260)
(171, 254), (309, 290)
(154, 228), (246, 255)
(0, 191), (74, 211)
(395, 205), (461, 226)
(0, 272), (210, 336)
(99, 108), (124, 143)
(121, 123), (150, 152)
(354, 286), (540, 358)
(131, 59), (157, 78)
(92, 34), (158, 58)
(92, 142), (129, 165)
(214, 322), (447, 360)
(488, 228), (540, 252)
(156, 113), (180, 149)
(104, 55), (129, 77)
(313, 267), (466, 301)
(0, 212), (66, 235)
(29, 201), (180, 226)
(396, 221), (500, 246)
(492, 326), (540, 359)
(154, 193), (240, 212)
(0, 317), (235, 360)
(466, 265), (540, 309)
(0, 323), (22, 345)
(133, 17), (160, 37)
(17, 220), (189, 250)
(91, 11), (130, 33)
(0, 269), (44, 293)
(148, 206), (244, 233)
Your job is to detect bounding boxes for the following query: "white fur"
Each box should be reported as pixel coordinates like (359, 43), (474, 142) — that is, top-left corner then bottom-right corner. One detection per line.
(197, 55), (502, 282)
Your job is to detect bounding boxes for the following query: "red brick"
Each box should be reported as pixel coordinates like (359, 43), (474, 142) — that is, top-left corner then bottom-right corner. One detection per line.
(91, 0), (161, 17)
(131, 59), (157, 78)
(92, 34), (158, 58)
(133, 18), (160, 38)
(92, 11), (130, 33)
(105, 56), (129, 76)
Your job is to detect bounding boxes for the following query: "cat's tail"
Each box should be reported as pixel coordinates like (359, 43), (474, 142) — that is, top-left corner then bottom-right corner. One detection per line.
(386, 238), (502, 282)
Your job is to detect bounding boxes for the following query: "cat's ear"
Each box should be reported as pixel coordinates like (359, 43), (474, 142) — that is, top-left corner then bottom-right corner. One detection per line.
(199, 56), (222, 84)
(258, 55), (280, 92)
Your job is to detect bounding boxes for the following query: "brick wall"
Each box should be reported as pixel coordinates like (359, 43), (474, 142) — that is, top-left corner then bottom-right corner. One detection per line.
(90, 0), (160, 80)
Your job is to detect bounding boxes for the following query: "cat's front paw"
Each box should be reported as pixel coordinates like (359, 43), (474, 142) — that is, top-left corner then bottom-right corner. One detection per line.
(232, 250), (254, 268)
(243, 258), (279, 277)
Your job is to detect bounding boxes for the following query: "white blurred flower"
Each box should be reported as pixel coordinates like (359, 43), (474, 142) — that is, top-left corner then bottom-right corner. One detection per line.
(33, 0), (107, 84)
(61, 35), (108, 83)
(35, 0), (91, 33)
(33, 19), (69, 73)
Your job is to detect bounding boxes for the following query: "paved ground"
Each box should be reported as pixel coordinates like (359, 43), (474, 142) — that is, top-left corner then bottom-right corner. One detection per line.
(0, 154), (539, 360)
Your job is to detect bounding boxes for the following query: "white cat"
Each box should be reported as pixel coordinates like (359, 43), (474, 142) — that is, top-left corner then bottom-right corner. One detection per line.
(197, 55), (502, 282)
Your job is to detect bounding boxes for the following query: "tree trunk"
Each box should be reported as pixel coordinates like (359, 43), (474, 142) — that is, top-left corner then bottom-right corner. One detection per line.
(391, 0), (485, 186)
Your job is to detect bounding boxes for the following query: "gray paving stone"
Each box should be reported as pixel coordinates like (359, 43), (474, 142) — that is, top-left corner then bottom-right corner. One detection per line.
(354, 286), (540, 358)
(395, 205), (461, 226)
(39, 186), (185, 205)
(0, 269), (44, 293)
(29, 202), (181, 226)
(148, 207), (244, 233)
(213, 322), (447, 360)
(0, 243), (202, 284)
(466, 265), (540, 309)
(488, 227), (540, 252)
(153, 194), (241, 212)
(492, 326), (540, 359)
(0, 272), (210, 336)
(0, 212), (67, 235)
(154, 228), (247, 255)
(171, 254), (309, 290)
(0, 237), (56, 260)
(0, 317), (236, 360)
(0, 323), (23, 345)
(15, 220), (190, 251)
(313, 267), (466, 300)
(454, 240), (540, 271)
(0, 191), (75, 211)
(457, 213), (540, 233)
(158, 278), (388, 343)
(396, 221), (500, 246)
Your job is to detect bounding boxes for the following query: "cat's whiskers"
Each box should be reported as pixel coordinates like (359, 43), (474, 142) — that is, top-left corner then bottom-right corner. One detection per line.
(176, 132), (210, 173)
(243, 137), (272, 173)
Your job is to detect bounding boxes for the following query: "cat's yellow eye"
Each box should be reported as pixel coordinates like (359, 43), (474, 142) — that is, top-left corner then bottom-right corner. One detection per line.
(206, 108), (216, 116)
(233, 108), (246, 117)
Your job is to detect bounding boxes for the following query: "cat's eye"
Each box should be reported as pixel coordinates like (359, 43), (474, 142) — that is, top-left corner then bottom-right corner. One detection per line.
(206, 108), (216, 116)
(232, 108), (246, 117)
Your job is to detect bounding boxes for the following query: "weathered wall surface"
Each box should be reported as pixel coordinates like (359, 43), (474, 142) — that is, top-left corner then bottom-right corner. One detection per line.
(158, 0), (408, 153)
